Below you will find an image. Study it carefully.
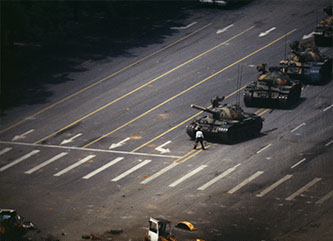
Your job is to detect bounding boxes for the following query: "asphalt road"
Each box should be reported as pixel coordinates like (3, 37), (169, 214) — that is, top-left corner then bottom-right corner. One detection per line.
(1, 1), (332, 241)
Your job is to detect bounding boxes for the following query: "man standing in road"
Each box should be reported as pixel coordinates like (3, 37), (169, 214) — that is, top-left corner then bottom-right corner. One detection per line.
(193, 127), (205, 150)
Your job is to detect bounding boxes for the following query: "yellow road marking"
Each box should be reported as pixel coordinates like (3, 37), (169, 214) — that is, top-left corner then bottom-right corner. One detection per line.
(254, 108), (264, 115)
(172, 148), (203, 163)
(258, 108), (271, 116)
(0, 23), (212, 135)
(34, 25), (255, 145)
(83, 29), (296, 148)
(174, 149), (196, 162)
(179, 149), (204, 163)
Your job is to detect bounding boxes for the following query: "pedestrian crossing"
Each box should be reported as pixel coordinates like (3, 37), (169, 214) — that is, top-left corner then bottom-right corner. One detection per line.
(0, 146), (332, 205)
(0, 149), (40, 172)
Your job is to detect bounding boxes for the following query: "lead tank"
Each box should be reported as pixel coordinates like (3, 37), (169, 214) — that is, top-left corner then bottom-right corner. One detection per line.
(279, 40), (332, 84)
(186, 97), (263, 143)
(243, 64), (302, 108)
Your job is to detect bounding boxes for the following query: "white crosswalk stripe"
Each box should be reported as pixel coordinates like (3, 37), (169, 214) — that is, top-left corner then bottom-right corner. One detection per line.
(54, 155), (96, 177)
(111, 160), (151, 182)
(198, 164), (240, 191)
(0, 147), (12, 156)
(169, 165), (207, 188)
(227, 171), (264, 194)
(141, 162), (179, 184)
(25, 152), (68, 174)
(0, 146), (330, 207)
(285, 177), (322, 201)
(0, 150), (40, 172)
(316, 191), (333, 205)
(256, 175), (293, 197)
(82, 157), (124, 179)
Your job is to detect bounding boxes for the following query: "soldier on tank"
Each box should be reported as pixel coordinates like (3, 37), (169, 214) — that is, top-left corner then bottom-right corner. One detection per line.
(211, 96), (225, 108)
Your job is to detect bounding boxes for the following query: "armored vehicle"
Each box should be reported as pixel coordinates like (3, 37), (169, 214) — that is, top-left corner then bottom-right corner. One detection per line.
(279, 41), (332, 84)
(243, 64), (302, 108)
(314, 6), (333, 46)
(186, 97), (263, 143)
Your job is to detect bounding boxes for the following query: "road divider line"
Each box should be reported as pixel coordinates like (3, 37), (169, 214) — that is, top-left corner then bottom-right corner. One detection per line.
(198, 164), (240, 191)
(25, 152), (68, 174)
(290, 123), (306, 133)
(85, 28), (296, 148)
(178, 149), (203, 163)
(0, 23), (212, 135)
(169, 165), (207, 187)
(256, 174), (293, 197)
(82, 157), (124, 179)
(35, 25), (254, 146)
(141, 162), (179, 184)
(0, 150), (40, 172)
(53, 155), (96, 177)
(0, 147), (12, 156)
(227, 171), (264, 194)
(254, 108), (264, 115)
(285, 177), (322, 201)
(315, 191), (333, 205)
(257, 144), (272, 154)
(0, 141), (181, 159)
(290, 158), (306, 169)
(258, 109), (271, 116)
(111, 159), (151, 182)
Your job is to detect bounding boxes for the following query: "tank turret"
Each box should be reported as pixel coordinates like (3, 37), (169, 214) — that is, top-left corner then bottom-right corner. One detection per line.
(186, 97), (263, 143)
(191, 103), (245, 121)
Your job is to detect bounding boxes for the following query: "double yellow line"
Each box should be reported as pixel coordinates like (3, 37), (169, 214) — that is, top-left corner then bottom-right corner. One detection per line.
(255, 108), (271, 116)
(0, 23), (212, 135)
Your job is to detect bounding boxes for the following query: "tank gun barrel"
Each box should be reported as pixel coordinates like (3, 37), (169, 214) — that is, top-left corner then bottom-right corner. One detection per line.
(190, 104), (215, 114)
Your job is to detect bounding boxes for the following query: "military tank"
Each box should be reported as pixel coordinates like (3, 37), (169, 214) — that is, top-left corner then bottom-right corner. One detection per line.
(243, 64), (302, 108)
(314, 5), (333, 47)
(186, 97), (263, 143)
(279, 40), (332, 84)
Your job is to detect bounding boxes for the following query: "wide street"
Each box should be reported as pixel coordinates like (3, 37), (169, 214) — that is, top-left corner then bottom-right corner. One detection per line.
(0, 1), (332, 240)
